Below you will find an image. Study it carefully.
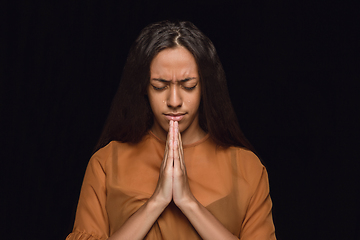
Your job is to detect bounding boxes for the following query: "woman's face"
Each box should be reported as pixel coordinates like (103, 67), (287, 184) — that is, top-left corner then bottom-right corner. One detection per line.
(148, 46), (202, 141)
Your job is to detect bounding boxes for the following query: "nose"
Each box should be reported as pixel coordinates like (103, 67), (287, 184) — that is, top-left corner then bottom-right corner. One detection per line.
(167, 85), (182, 109)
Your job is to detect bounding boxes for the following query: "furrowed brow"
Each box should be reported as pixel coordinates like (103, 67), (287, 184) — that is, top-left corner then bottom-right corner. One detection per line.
(151, 78), (169, 83)
(151, 77), (197, 82)
(179, 77), (197, 82)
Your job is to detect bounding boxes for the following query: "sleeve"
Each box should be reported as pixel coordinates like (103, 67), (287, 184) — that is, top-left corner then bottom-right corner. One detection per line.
(240, 167), (276, 240)
(66, 150), (110, 240)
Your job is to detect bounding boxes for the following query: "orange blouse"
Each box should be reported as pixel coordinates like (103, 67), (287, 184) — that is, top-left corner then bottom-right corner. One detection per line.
(66, 132), (276, 240)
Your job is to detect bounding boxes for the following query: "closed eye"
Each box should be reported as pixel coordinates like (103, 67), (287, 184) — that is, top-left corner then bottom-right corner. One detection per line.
(182, 83), (198, 90)
(151, 84), (168, 90)
(181, 83), (198, 91)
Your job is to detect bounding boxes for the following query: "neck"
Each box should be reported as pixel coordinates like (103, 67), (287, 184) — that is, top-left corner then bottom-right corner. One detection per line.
(180, 121), (206, 145)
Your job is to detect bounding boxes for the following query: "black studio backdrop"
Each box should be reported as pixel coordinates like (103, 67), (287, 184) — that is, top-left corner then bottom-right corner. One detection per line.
(1, 1), (359, 240)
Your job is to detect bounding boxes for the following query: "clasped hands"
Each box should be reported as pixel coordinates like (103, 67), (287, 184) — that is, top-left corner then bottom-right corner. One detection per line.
(152, 120), (196, 209)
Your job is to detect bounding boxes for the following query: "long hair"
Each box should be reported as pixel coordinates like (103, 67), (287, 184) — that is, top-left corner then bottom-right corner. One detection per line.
(94, 20), (254, 152)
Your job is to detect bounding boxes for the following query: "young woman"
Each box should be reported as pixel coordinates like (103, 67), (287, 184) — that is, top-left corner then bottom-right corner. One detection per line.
(66, 20), (276, 240)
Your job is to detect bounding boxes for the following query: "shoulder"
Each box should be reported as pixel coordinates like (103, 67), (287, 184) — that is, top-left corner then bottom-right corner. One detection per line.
(89, 141), (129, 170)
(93, 140), (139, 157)
(229, 146), (263, 168)
(228, 146), (266, 185)
(89, 136), (154, 168)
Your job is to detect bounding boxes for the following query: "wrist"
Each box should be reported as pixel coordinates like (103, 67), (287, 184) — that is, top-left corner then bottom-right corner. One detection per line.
(176, 196), (199, 213)
(148, 194), (170, 213)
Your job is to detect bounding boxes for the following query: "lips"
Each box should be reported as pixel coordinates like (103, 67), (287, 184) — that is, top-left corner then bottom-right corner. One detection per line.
(164, 113), (186, 121)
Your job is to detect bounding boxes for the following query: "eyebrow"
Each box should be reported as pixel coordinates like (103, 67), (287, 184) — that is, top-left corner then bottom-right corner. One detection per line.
(151, 77), (197, 83)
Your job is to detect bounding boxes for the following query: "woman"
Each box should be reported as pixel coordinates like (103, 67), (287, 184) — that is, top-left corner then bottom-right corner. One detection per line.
(66, 20), (276, 240)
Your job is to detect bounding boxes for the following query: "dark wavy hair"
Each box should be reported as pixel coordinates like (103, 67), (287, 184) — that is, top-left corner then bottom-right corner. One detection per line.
(94, 20), (254, 152)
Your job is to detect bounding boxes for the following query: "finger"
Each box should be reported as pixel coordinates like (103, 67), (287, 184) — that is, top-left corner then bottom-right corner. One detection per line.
(163, 145), (168, 167)
(173, 121), (180, 170)
(178, 129), (183, 157)
(166, 120), (174, 168)
(177, 129), (186, 172)
(165, 124), (171, 154)
(162, 121), (172, 170)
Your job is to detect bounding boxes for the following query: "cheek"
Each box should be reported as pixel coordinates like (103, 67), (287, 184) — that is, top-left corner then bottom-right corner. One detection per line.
(148, 91), (163, 111)
(186, 93), (201, 111)
(148, 97), (159, 114)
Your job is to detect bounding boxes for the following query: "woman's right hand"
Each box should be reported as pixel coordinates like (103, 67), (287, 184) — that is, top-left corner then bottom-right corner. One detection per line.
(108, 121), (175, 240)
(150, 120), (175, 207)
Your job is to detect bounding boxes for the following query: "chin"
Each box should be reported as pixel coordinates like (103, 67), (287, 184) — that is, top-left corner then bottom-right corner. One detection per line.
(178, 121), (191, 134)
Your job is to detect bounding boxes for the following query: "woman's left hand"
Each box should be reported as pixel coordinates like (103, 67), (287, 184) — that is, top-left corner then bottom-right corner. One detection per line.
(168, 122), (239, 240)
(172, 121), (196, 208)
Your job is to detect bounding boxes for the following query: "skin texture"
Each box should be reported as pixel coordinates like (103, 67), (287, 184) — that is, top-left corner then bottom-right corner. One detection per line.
(147, 46), (206, 145)
(108, 47), (238, 240)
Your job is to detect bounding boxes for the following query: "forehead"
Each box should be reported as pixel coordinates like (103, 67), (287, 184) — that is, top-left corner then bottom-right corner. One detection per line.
(150, 47), (198, 79)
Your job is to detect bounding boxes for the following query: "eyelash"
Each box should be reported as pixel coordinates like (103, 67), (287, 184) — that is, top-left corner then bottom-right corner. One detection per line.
(183, 84), (197, 90)
(151, 83), (197, 91)
(151, 85), (167, 90)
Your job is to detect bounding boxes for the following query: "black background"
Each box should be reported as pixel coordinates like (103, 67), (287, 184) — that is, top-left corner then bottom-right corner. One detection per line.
(1, 1), (359, 239)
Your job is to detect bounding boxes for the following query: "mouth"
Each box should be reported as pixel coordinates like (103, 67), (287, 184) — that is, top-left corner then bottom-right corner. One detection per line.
(164, 113), (186, 121)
